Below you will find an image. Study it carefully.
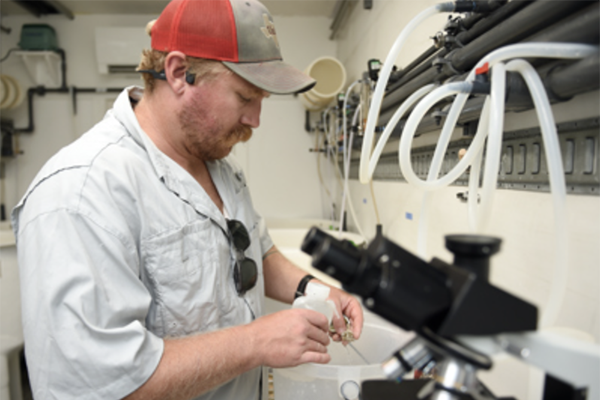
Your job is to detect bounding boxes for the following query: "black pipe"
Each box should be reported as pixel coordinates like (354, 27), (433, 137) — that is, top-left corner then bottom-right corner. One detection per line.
(448, 0), (592, 73)
(389, 46), (441, 85)
(385, 12), (490, 87)
(544, 56), (600, 100)
(525, 1), (600, 46)
(14, 86), (124, 133)
(380, 0), (593, 115)
(449, 0), (533, 50)
(55, 48), (67, 89)
(381, 0), (533, 112)
(387, 48), (448, 92)
(376, 53), (600, 142)
(385, 1), (529, 96)
(305, 110), (312, 132)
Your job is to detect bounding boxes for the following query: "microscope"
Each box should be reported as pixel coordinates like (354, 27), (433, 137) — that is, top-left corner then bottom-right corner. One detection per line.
(301, 227), (599, 400)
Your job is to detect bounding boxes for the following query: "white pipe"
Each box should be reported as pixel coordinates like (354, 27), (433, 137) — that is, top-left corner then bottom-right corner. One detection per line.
(399, 82), (474, 190)
(477, 62), (507, 232)
(367, 84), (436, 181)
(339, 80), (362, 235)
(399, 43), (597, 191)
(339, 102), (362, 237)
(345, 105), (367, 240)
(343, 80), (362, 178)
(413, 96), (491, 255)
(359, 3), (450, 184)
(506, 59), (569, 328)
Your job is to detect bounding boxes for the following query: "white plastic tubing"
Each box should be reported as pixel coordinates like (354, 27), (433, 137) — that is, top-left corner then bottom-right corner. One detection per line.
(409, 44), (594, 328)
(357, 2), (597, 328)
(360, 2), (454, 184)
(340, 79), (366, 239)
(362, 19), (596, 327)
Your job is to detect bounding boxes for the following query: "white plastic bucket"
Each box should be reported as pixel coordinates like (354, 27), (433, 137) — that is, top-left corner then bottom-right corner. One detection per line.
(273, 321), (411, 400)
(299, 57), (346, 112)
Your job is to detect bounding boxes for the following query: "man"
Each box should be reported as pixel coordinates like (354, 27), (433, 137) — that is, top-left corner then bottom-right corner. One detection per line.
(11, 0), (363, 399)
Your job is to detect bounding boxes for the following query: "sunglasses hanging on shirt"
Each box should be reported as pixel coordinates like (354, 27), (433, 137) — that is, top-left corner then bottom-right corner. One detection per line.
(227, 219), (258, 296)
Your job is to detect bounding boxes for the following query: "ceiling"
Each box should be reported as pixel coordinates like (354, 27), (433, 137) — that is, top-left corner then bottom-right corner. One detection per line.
(0, 0), (338, 18)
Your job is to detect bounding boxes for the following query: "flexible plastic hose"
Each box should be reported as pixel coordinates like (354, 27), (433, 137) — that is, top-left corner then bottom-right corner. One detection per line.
(340, 81), (362, 234)
(414, 96), (491, 256)
(506, 59), (568, 328)
(367, 84), (436, 181)
(399, 81), (474, 190)
(476, 62), (507, 232)
(399, 43), (598, 192)
(359, 3), (450, 184)
(343, 80), (362, 179)
(405, 43), (596, 258)
(339, 103), (366, 239)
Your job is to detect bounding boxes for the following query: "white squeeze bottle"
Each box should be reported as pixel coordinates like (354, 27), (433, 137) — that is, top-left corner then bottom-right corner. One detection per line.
(292, 281), (338, 324)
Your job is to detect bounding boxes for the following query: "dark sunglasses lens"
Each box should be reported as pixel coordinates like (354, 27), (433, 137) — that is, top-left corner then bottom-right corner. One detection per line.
(228, 220), (251, 251)
(235, 258), (258, 294)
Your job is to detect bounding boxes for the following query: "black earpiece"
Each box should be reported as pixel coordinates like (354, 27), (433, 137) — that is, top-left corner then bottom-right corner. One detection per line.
(138, 69), (195, 85)
(185, 71), (196, 85)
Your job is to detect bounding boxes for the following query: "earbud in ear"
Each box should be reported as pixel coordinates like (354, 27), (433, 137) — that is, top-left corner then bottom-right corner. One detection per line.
(185, 71), (196, 85)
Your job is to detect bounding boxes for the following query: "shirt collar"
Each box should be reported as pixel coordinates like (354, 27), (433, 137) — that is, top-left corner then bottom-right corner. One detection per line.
(112, 86), (228, 230)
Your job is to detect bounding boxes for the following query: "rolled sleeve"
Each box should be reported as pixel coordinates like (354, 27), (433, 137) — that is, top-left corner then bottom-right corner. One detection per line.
(16, 208), (163, 399)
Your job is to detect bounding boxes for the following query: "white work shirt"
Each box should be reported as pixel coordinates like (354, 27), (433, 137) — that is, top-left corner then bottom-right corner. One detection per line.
(12, 87), (273, 400)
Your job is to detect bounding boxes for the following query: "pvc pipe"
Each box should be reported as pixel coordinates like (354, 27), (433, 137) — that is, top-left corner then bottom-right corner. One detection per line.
(360, 3), (449, 184)
(505, 59), (568, 328)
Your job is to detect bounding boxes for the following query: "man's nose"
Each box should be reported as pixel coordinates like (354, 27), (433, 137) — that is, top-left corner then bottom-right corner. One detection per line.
(240, 99), (262, 128)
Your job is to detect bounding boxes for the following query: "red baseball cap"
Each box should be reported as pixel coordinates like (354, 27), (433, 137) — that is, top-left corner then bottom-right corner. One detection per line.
(150, 0), (316, 95)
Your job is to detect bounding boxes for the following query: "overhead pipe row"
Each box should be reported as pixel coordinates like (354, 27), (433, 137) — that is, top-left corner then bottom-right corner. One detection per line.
(379, 0), (596, 122)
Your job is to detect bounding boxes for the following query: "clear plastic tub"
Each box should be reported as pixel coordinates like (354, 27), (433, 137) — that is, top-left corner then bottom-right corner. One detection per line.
(273, 321), (412, 400)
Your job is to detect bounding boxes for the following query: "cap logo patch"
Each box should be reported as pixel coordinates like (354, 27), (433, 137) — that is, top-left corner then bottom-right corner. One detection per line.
(260, 14), (279, 49)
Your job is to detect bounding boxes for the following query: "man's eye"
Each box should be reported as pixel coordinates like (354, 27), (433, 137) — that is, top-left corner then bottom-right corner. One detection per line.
(238, 94), (251, 103)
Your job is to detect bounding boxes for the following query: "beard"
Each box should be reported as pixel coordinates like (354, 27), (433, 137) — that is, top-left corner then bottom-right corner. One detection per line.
(178, 107), (253, 162)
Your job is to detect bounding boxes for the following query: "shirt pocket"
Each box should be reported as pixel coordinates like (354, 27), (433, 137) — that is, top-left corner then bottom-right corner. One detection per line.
(142, 218), (233, 337)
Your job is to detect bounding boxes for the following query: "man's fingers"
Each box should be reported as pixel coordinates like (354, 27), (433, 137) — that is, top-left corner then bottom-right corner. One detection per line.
(306, 323), (330, 347)
(300, 351), (331, 365)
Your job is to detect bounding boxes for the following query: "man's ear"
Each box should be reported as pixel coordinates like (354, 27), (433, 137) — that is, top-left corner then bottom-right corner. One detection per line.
(164, 51), (189, 94)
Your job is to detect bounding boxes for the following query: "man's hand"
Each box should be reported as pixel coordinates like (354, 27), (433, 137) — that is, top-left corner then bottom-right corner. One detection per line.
(327, 286), (364, 344)
(248, 308), (332, 367)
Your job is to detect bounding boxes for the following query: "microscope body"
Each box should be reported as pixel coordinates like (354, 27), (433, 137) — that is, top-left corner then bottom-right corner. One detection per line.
(302, 228), (539, 400)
